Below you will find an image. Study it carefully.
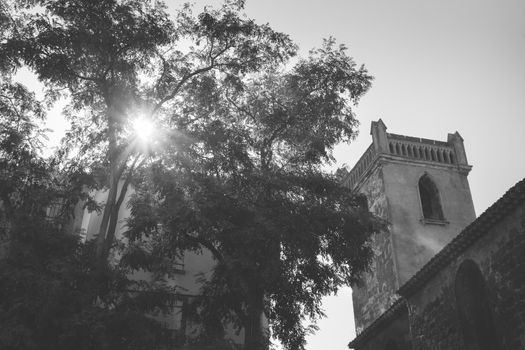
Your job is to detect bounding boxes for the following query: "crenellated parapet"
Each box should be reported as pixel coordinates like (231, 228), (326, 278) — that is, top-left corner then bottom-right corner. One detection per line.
(387, 133), (456, 165)
(343, 143), (376, 189)
(343, 120), (472, 190)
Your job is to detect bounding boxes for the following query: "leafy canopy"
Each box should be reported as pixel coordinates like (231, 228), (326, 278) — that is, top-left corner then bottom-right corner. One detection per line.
(0, 74), (178, 350)
(1, 0), (382, 349)
(1, 0), (298, 267)
(125, 39), (383, 350)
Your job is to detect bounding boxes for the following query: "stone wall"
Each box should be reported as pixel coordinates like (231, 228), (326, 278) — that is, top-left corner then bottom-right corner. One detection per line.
(382, 160), (476, 286)
(352, 166), (399, 333)
(406, 201), (525, 349)
(356, 308), (411, 350)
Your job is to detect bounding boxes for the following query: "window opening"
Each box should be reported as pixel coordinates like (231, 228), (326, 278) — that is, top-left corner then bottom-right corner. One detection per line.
(418, 174), (444, 221)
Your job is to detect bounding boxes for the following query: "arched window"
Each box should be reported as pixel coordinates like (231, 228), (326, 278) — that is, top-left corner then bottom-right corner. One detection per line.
(455, 260), (500, 350)
(418, 174), (444, 221)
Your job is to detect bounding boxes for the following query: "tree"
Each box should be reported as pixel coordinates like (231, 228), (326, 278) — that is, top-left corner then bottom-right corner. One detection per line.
(125, 39), (384, 350)
(2, 1), (383, 348)
(0, 64), (182, 350)
(2, 0), (296, 267)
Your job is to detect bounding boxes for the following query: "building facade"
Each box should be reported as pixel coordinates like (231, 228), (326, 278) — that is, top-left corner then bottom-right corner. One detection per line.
(77, 185), (242, 346)
(346, 120), (525, 349)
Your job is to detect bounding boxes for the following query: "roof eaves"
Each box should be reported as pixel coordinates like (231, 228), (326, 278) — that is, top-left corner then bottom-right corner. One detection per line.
(347, 299), (406, 349)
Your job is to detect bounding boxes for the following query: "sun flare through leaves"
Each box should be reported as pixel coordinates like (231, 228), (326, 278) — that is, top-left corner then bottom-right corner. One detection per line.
(132, 117), (155, 143)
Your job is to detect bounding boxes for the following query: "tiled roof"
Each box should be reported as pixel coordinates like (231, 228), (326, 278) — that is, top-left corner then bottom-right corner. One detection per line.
(398, 177), (525, 297)
(347, 299), (406, 349)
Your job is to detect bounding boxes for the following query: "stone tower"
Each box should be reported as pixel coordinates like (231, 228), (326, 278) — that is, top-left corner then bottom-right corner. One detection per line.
(344, 120), (476, 334)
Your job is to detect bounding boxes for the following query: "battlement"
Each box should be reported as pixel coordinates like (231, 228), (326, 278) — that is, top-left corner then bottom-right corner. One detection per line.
(343, 119), (471, 190)
(386, 133), (456, 165)
(343, 144), (376, 189)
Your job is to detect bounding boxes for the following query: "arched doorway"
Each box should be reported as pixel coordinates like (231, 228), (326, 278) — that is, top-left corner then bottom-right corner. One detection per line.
(455, 259), (499, 350)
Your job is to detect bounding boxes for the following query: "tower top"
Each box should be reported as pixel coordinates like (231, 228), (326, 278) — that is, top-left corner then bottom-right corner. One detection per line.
(343, 120), (472, 190)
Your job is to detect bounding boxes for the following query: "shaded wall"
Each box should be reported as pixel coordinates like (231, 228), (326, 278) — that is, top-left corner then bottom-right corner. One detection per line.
(352, 166), (399, 333)
(355, 308), (411, 350)
(406, 201), (525, 349)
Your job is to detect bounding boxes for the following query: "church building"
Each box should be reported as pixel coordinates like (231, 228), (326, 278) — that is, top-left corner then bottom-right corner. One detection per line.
(345, 120), (525, 349)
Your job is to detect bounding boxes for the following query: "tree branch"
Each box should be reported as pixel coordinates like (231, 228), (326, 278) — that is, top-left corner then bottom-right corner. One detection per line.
(152, 64), (217, 115)
(151, 41), (249, 116)
(226, 95), (257, 124)
(67, 70), (103, 83)
(115, 155), (144, 210)
(183, 232), (224, 262)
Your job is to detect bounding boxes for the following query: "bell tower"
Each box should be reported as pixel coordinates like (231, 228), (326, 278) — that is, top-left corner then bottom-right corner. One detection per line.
(345, 120), (476, 333)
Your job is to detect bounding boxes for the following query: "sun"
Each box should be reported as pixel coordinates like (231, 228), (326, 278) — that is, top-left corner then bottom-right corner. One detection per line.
(132, 117), (155, 142)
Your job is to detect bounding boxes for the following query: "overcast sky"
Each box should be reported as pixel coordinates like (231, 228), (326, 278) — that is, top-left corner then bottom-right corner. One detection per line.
(212, 1), (525, 349)
(16, 0), (525, 348)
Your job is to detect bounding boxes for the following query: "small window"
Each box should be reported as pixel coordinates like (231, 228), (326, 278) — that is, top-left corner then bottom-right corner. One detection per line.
(157, 223), (185, 273)
(418, 174), (444, 221)
(157, 297), (187, 346)
(174, 253), (185, 273)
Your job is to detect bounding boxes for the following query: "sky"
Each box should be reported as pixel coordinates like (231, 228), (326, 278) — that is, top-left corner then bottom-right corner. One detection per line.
(206, 1), (525, 349)
(15, 0), (525, 349)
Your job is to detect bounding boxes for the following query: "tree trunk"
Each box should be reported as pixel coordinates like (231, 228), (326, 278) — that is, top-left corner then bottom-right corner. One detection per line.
(101, 178), (131, 261)
(95, 105), (122, 266)
(95, 174), (118, 263)
(243, 295), (268, 350)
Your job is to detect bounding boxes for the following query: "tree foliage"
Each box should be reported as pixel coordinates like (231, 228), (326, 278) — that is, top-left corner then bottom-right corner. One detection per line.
(125, 39), (383, 350)
(0, 72), (180, 350)
(2, 0), (296, 265)
(2, 1), (383, 349)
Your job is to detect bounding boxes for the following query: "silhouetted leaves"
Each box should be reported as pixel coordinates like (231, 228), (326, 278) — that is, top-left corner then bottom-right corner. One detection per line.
(125, 40), (382, 350)
(1, 1), (381, 349)
(2, 0), (297, 265)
